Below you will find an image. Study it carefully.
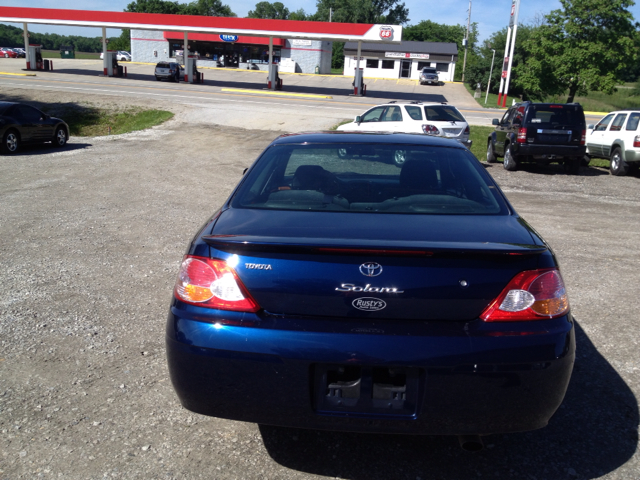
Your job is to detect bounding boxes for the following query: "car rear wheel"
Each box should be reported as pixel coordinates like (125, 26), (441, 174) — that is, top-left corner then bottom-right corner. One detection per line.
(155, 76), (161, 81)
(582, 154), (591, 167)
(610, 147), (629, 176)
(566, 157), (581, 175)
(503, 147), (517, 171)
(2, 129), (19, 154)
(394, 149), (407, 167)
(486, 141), (497, 163)
(53, 127), (68, 147)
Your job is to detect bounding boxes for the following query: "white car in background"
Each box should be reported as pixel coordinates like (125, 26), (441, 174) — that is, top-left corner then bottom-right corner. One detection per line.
(99, 51), (131, 61)
(337, 101), (471, 164)
(585, 110), (640, 176)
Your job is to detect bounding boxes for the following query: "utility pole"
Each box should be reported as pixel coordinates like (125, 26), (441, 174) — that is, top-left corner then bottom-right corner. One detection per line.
(461, 0), (472, 82)
(329, 8), (332, 22)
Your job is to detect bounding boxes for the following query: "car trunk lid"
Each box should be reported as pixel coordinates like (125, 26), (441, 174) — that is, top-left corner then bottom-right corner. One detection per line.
(204, 209), (545, 321)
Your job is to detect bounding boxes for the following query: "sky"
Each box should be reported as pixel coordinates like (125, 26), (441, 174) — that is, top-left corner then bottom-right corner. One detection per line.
(2, 0), (640, 42)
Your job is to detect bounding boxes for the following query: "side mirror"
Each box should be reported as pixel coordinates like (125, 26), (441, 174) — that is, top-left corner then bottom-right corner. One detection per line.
(492, 119), (499, 126)
(242, 167), (248, 175)
(587, 124), (594, 130)
(355, 115), (361, 125)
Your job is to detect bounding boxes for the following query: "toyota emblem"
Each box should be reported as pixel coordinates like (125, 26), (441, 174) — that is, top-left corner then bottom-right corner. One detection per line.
(359, 262), (383, 277)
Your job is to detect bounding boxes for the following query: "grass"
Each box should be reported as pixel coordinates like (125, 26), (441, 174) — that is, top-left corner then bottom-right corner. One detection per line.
(329, 119), (353, 131)
(41, 50), (101, 60)
(464, 83), (519, 111)
(40, 104), (174, 137)
(465, 81), (640, 114)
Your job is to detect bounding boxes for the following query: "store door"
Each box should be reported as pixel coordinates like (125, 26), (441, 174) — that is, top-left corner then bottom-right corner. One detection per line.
(400, 60), (411, 78)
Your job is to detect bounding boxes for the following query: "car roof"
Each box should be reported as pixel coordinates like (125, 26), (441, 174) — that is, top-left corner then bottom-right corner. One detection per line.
(0, 101), (17, 108)
(270, 131), (469, 148)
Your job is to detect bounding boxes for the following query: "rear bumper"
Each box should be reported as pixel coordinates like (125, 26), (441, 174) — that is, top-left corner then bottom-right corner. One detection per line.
(166, 303), (575, 435)
(514, 144), (586, 158)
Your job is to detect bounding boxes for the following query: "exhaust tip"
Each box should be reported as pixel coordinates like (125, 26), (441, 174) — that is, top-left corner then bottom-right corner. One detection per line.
(458, 435), (484, 452)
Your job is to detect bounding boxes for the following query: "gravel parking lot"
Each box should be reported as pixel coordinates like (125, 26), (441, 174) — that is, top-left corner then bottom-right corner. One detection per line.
(0, 89), (639, 480)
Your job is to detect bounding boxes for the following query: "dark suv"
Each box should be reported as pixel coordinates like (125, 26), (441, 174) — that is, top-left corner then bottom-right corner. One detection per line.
(487, 102), (586, 173)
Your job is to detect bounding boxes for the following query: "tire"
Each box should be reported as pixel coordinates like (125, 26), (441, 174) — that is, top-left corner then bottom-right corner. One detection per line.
(486, 141), (497, 163)
(610, 147), (629, 176)
(155, 76), (161, 81)
(53, 126), (67, 147)
(337, 147), (350, 159)
(503, 147), (517, 171)
(582, 154), (591, 167)
(394, 149), (407, 167)
(2, 129), (19, 154)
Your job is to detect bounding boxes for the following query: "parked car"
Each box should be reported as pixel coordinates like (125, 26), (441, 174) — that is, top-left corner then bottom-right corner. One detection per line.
(11, 48), (25, 58)
(154, 61), (183, 82)
(166, 132), (575, 448)
(116, 51), (131, 61)
(0, 47), (18, 58)
(419, 66), (440, 85)
(487, 102), (586, 174)
(584, 110), (640, 176)
(337, 102), (471, 162)
(0, 102), (69, 154)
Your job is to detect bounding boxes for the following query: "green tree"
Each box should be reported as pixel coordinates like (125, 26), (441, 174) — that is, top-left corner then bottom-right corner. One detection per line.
(126, 0), (235, 16)
(464, 25), (536, 96)
(184, 0), (236, 17)
(311, 0), (409, 25)
(288, 8), (307, 20)
(247, 1), (290, 19)
(125, 0), (186, 14)
(109, 29), (132, 52)
(515, 0), (637, 102)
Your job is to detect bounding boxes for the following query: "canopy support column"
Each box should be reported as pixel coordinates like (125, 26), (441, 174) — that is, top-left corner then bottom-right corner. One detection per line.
(102, 27), (107, 76)
(23, 23), (30, 70)
(353, 40), (364, 96)
(267, 36), (280, 90)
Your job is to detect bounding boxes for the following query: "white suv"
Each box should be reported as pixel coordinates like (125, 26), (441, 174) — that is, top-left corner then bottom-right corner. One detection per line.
(337, 102), (471, 150)
(585, 110), (640, 176)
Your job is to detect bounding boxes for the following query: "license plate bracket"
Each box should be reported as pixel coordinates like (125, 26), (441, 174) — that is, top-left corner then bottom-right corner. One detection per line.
(313, 364), (421, 417)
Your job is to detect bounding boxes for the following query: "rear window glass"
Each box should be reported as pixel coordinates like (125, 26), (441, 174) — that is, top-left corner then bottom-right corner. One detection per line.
(626, 113), (640, 131)
(424, 106), (465, 122)
(422, 68), (437, 74)
(156, 62), (170, 68)
(232, 143), (506, 215)
(525, 105), (585, 127)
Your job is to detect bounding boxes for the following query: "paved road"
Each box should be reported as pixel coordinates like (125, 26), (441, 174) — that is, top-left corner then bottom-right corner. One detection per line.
(0, 58), (503, 128)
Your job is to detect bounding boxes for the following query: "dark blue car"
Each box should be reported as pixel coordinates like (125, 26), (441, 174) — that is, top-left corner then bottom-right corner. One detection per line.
(166, 132), (574, 449)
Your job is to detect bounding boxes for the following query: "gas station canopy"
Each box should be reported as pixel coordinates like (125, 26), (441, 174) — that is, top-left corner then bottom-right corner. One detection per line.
(0, 7), (403, 43)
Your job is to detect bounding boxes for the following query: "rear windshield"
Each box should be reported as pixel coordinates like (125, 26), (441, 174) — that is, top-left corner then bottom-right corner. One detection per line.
(232, 143), (506, 215)
(156, 62), (170, 68)
(424, 105), (465, 122)
(422, 68), (437, 74)
(525, 105), (585, 127)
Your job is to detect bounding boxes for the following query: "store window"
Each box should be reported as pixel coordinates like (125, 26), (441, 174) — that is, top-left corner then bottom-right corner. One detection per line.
(366, 59), (379, 68)
(381, 60), (394, 69)
(417, 61), (432, 70)
(169, 41), (280, 64)
(436, 63), (449, 72)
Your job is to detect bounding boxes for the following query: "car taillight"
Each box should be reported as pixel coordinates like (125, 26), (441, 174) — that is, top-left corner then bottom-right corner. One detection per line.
(480, 268), (569, 322)
(634, 135), (640, 148)
(422, 124), (440, 135)
(517, 127), (527, 143)
(174, 255), (260, 312)
(581, 130), (586, 145)
(464, 125), (470, 134)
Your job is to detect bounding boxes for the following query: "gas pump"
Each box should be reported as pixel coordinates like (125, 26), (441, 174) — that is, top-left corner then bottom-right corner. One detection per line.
(267, 63), (282, 90)
(184, 56), (198, 84)
(103, 51), (119, 77)
(26, 45), (43, 70)
(353, 67), (365, 96)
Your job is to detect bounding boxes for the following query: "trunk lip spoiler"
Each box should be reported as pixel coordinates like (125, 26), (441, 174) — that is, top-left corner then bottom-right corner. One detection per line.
(202, 235), (547, 255)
